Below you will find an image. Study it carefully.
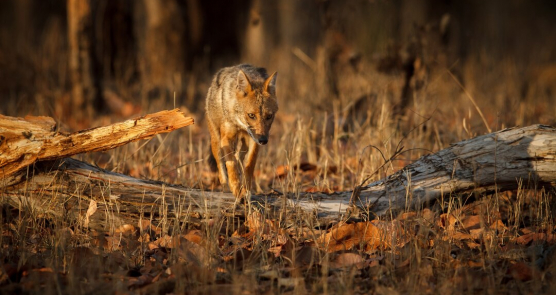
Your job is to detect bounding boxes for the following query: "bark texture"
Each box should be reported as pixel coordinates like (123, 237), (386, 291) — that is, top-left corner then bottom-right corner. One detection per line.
(2, 158), (235, 231)
(2, 124), (555, 230)
(0, 109), (194, 180)
(292, 124), (556, 216)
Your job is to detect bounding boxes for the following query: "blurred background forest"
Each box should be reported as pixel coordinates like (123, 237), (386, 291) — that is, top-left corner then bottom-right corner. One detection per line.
(1, 0), (555, 126)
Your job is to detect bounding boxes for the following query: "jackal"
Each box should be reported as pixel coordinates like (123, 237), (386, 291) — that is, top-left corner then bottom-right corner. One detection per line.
(205, 64), (278, 198)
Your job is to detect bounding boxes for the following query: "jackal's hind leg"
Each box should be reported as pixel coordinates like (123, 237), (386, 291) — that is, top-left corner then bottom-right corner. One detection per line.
(207, 120), (227, 186)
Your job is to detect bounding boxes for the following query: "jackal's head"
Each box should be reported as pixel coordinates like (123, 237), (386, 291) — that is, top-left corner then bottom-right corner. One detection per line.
(235, 69), (278, 145)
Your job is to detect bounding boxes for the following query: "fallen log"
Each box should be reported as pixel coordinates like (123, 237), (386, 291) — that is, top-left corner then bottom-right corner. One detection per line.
(2, 156), (328, 231)
(2, 158), (237, 231)
(0, 109), (194, 180)
(1, 123), (555, 230)
(292, 124), (556, 216)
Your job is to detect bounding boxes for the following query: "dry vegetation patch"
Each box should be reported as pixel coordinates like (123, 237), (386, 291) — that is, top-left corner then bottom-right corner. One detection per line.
(1, 185), (555, 294)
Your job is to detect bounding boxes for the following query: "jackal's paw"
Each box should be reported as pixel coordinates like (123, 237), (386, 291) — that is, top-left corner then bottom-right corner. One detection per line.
(232, 187), (250, 199)
(204, 171), (221, 190)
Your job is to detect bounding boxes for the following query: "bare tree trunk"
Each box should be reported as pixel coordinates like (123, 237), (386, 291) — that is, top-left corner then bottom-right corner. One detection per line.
(14, 0), (31, 50)
(241, 0), (282, 67)
(242, 0), (266, 66)
(134, 0), (186, 102)
(67, 0), (102, 122)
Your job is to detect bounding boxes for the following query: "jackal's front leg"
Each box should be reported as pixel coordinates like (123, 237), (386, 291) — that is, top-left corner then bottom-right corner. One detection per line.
(242, 139), (260, 194)
(220, 135), (242, 198)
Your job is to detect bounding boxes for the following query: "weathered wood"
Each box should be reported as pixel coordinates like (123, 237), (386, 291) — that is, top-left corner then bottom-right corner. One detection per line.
(0, 160), (332, 231)
(2, 157), (313, 231)
(2, 125), (555, 230)
(292, 124), (556, 216)
(2, 158), (238, 231)
(0, 109), (194, 179)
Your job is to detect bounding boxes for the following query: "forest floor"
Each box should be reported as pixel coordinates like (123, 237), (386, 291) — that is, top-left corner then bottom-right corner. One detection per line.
(1, 59), (556, 294)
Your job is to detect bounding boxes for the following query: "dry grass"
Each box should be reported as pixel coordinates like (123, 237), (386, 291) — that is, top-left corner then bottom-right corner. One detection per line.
(2, 34), (556, 294)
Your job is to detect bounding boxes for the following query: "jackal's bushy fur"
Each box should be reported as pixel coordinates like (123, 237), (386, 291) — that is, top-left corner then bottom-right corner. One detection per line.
(206, 64), (278, 198)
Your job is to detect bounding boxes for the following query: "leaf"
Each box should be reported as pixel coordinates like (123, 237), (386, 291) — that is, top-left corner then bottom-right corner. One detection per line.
(329, 252), (366, 269)
(507, 261), (534, 281)
(279, 239), (317, 267)
(138, 219), (162, 237)
(84, 199), (97, 228)
(174, 236), (207, 268)
(515, 232), (556, 245)
(243, 211), (286, 244)
(259, 269), (280, 280)
(318, 220), (408, 253)
(128, 273), (155, 290)
(224, 247), (253, 269)
(440, 209), (507, 240)
(104, 236), (123, 251)
(318, 222), (380, 252)
(145, 247), (169, 264)
(20, 268), (57, 288)
(245, 211), (265, 235)
(275, 165), (289, 178)
(277, 277), (305, 289)
(150, 235), (172, 249)
(268, 245), (283, 257)
(56, 227), (74, 245)
(115, 224), (136, 235)
(0, 262), (17, 285)
(183, 229), (203, 245)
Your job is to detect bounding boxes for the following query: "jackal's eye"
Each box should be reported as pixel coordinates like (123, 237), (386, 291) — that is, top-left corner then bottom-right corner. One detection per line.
(248, 113), (256, 119)
(265, 114), (273, 120)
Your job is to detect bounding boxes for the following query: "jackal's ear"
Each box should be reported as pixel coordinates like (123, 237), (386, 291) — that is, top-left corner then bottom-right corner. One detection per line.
(264, 72), (277, 96)
(237, 70), (252, 94)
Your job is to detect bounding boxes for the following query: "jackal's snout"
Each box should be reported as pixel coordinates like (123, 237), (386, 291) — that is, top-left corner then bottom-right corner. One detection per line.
(257, 135), (268, 145)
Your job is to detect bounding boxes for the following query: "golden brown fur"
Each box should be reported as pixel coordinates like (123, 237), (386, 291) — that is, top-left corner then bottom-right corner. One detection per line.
(205, 64), (278, 198)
